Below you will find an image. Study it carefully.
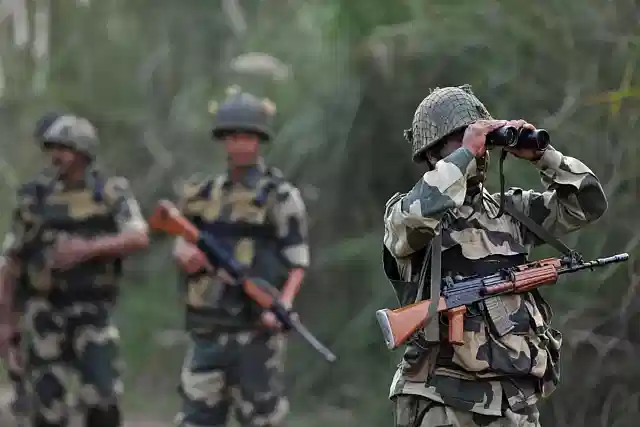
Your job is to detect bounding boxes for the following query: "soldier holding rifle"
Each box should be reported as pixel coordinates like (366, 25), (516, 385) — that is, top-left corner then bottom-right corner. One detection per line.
(382, 85), (608, 427)
(172, 87), (310, 427)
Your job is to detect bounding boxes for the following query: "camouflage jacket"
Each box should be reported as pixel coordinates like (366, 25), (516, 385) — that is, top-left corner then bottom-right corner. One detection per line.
(176, 160), (310, 332)
(1, 168), (148, 304)
(384, 146), (607, 415)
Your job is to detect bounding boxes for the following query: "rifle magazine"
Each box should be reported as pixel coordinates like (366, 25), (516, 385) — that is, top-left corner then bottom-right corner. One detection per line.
(483, 296), (515, 337)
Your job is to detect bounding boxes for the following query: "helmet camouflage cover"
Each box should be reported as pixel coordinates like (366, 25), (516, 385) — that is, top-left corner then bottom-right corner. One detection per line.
(210, 86), (276, 142)
(407, 84), (492, 163)
(33, 112), (64, 141)
(37, 114), (99, 160)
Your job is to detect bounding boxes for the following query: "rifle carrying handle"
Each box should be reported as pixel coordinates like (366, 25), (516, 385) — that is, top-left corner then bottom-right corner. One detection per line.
(149, 200), (200, 243)
(447, 306), (466, 346)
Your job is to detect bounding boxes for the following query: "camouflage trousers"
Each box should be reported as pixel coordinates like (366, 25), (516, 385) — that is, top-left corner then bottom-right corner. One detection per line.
(4, 326), (28, 416)
(393, 395), (541, 427)
(23, 297), (123, 427)
(176, 330), (288, 427)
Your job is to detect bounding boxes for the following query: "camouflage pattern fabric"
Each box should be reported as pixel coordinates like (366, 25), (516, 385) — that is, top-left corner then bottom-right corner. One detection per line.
(176, 160), (310, 331)
(175, 159), (308, 427)
(24, 298), (123, 426)
(2, 170), (147, 297)
(6, 321), (28, 418)
(176, 331), (288, 427)
(1, 168), (147, 426)
(2, 276), (30, 418)
(393, 394), (540, 427)
(383, 145), (607, 417)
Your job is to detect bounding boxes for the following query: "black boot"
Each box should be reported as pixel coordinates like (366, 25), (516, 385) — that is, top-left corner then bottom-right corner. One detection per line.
(84, 405), (122, 427)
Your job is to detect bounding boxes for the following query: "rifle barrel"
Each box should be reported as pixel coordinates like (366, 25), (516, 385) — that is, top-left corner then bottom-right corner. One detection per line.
(290, 318), (337, 362)
(560, 253), (629, 274)
(196, 233), (244, 280)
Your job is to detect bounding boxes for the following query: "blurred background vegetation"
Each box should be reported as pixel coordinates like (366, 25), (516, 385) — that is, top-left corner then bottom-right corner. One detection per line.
(0, 0), (639, 426)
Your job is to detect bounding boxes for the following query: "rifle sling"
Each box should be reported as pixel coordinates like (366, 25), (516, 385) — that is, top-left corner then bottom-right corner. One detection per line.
(422, 232), (441, 342)
(486, 195), (574, 257)
(409, 223), (442, 343)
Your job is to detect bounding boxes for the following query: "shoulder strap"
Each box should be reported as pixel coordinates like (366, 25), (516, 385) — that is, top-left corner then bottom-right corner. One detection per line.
(421, 227), (442, 342)
(485, 195), (575, 257)
(209, 175), (227, 201)
(413, 245), (431, 303)
(91, 170), (105, 203)
(254, 169), (282, 208)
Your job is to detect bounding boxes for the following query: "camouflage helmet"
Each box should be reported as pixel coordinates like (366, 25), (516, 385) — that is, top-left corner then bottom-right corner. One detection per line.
(210, 86), (276, 142)
(37, 114), (99, 161)
(33, 112), (64, 141)
(406, 84), (492, 163)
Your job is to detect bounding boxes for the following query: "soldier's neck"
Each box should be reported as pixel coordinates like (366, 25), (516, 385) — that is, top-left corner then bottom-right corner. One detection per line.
(59, 166), (88, 189)
(228, 157), (263, 182)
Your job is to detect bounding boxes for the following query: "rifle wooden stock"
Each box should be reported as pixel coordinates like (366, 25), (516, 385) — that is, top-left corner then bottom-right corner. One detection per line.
(149, 201), (199, 243)
(376, 297), (468, 350)
(148, 200), (277, 311)
(375, 265), (559, 350)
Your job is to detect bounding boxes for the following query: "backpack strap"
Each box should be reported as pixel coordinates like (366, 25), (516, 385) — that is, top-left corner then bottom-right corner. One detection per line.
(422, 228), (442, 342)
(253, 166), (285, 208)
(90, 169), (105, 203)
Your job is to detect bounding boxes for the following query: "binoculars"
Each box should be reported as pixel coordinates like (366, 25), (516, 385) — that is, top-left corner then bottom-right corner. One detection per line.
(486, 126), (550, 151)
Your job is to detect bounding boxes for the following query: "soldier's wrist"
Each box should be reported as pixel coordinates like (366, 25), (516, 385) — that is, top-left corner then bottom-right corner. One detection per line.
(440, 147), (476, 177)
(532, 145), (562, 170)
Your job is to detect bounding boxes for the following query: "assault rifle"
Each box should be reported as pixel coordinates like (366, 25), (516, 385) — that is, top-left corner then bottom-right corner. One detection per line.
(148, 200), (337, 363)
(375, 252), (629, 350)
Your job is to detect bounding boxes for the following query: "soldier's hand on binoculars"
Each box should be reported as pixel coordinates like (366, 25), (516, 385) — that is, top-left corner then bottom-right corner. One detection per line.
(503, 119), (545, 161)
(463, 120), (507, 157)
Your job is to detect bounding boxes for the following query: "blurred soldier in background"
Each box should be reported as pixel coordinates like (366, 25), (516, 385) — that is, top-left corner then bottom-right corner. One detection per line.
(382, 85), (607, 426)
(172, 86), (310, 427)
(0, 112), (63, 423)
(0, 114), (149, 427)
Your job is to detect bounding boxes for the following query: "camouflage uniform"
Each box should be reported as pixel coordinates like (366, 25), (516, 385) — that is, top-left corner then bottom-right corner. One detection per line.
(5, 303), (27, 419)
(1, 114), (148, 427)
(383, 86), (608, 427)
(3, 112), (66, 421)
(174, 89), (310, 427)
